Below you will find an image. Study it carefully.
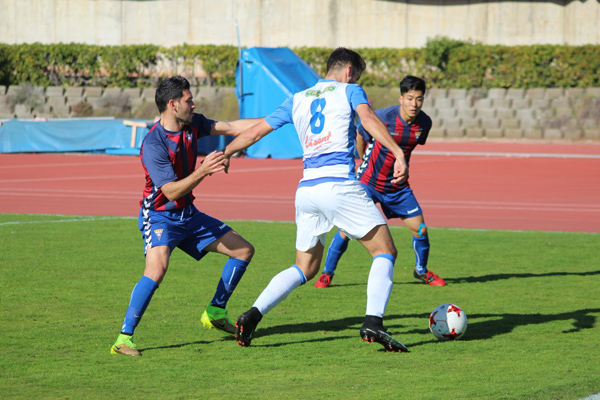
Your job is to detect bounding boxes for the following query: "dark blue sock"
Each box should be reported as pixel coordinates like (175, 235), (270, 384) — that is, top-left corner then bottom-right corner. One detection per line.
(210, 258), (249, 308)
(323, 231), (350, 276)
(413, 235), (430, 275)
(121, 276), (159, 335)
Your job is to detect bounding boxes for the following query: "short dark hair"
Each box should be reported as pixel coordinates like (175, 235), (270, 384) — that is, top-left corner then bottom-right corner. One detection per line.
(326, 47), (366, 76)
(400, 75), (426, 96)
(155, 76), (191, 113)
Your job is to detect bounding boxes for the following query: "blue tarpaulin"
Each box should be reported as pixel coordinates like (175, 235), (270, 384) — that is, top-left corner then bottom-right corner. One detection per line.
(0, 118), (150, 154)
(0, 118), (237, 155)
(236, 47), (320, 158)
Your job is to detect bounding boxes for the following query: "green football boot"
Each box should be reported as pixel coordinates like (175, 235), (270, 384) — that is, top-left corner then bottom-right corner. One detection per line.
(110, 334), (141, 356)
(201, 304), (236, 334)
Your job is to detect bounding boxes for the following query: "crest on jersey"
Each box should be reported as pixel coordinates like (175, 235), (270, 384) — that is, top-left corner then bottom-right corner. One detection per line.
(154, 229), (164, 240)
(415, 128), (422, 140)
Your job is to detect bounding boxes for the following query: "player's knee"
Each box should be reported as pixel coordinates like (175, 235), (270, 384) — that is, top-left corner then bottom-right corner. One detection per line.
(416, 223), (428, 238)
(379, 244), (397, 260)
(301, 263), (321, 281)
(237, 242), (255, 261)
(305, 268), (319, 281)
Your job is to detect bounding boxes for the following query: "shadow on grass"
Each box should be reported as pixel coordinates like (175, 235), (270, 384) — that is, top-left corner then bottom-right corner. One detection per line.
(341, 270), (600, 287)
(250, 335), (355, 348)
(402, 308), (600, 346)
(457, 308), (600, 340)
(255, 315), (366, 337)
(141, 307), (599, 351)
(443, 270), (600, 284)
(140, 339), (217, 353)
(322, 283), (364, 288)
(250, 308), (600, 348)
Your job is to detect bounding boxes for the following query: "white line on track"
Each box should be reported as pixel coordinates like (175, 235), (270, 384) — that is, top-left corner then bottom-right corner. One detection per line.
(0, 189), (295, 203)
(0, 216), (132, 226)
(228, 165), (300, 173)
(0, 159), (138, 169)
(0, 187), (295, 200)
(0, 190), (295, 203)
(3, 189), (597, 208)
(1, 188), (598, 213)
(415, 150), (600, 159)
(420, 200), (600, 213)
(0, 165), (299, 183)
(0, 175), (140, 183)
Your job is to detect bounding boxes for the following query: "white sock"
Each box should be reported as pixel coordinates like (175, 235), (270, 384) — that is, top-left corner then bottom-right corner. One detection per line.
(253, 265), (306, 316)
(366, 254), (395, 317)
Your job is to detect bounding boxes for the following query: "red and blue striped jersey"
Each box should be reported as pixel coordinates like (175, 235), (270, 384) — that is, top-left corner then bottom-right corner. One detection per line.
(140, 113), (214, 211)
(357, 105), (431, 193)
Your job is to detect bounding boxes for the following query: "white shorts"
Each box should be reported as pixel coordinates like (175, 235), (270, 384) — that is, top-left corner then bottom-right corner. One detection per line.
(295, 180), (387, 251)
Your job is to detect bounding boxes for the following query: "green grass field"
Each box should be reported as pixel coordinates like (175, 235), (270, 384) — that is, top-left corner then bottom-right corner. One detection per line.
(1, 213), (599, 399)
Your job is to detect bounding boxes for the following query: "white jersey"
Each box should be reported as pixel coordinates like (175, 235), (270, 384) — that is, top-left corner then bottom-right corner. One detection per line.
(265, 79), (370, 187)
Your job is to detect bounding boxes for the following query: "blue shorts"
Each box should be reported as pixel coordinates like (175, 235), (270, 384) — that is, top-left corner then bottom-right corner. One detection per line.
(361, 183), (423, 220)
(138, 205), (232, 261)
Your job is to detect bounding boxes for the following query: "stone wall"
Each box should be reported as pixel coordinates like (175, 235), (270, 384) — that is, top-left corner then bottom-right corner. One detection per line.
(0, 85), (234, 121)
(1, 85), (599, 141)
(1, 0), (599, 48)
(424, 88), (600, 141)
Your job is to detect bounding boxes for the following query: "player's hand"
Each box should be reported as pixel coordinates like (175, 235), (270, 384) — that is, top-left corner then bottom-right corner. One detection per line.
(199, 151), (226, 177)
(223, 151), (232, 174)
(223, 157), (230, 174)
(391, 158), (408, 185)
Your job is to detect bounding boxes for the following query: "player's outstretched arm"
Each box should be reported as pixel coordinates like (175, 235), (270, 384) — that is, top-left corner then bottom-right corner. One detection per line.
(211, 118), (264, 137)
(161, 151), (226, 201)
(222, 120), (274, 171)
(355, 103), (408, 183)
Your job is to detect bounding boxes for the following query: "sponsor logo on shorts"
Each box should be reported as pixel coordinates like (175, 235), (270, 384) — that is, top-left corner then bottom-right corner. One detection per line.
(407, 207), (420, 214)
(219, 224), (227, 230)
(154, 228), (164, 240)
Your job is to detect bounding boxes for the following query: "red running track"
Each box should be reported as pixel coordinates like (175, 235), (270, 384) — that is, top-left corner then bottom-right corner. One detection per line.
(1, 141), (599, 233)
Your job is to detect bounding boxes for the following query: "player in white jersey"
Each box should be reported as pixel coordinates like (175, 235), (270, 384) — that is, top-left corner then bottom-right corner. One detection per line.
(223, 48), (410, 352)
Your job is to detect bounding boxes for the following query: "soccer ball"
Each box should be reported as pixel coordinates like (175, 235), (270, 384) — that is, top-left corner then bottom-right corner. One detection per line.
(429, 303), (468, 340)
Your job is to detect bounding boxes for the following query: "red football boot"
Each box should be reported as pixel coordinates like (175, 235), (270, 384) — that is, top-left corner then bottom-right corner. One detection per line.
(414, 269), (446, 286)
(314, 273), (333, 288)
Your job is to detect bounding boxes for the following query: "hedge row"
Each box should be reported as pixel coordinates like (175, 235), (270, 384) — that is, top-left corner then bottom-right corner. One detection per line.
(1, 39), (599, 89)
(0, 43), (237, 88)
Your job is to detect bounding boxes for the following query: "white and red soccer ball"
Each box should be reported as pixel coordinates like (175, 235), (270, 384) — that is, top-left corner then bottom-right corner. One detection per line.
(429, 303), (468, 340)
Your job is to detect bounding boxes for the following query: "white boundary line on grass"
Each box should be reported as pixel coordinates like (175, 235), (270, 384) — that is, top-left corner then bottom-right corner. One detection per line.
(226, 220), (600, 235)
(0, 215), (134, 226)
(580, 393), (600, 400)
(1, 215), (598, 235)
